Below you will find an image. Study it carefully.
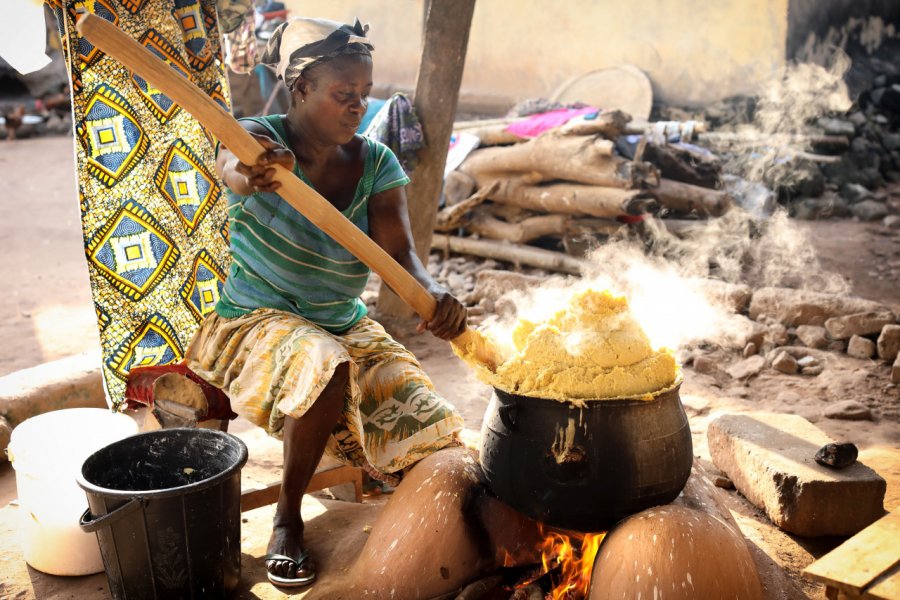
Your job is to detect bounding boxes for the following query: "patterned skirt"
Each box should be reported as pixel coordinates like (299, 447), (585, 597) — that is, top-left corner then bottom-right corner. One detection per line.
(185, 309), (464, 480)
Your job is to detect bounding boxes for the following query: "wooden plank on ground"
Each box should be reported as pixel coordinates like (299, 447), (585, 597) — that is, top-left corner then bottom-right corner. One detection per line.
(240, 465), (364, 512)
(867, 563), (900, 600)
(803, 512), (900, 595)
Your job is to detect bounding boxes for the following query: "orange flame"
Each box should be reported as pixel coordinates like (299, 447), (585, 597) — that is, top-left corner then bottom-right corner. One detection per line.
(500, 525), (606, 599)
(539, 526), (605, 599)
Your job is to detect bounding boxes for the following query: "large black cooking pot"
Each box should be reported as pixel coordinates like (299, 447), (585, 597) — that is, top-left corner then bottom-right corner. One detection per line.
(479, 382), (692, 532)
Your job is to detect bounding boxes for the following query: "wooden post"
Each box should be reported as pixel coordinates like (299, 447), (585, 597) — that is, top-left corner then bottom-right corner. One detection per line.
(377, 0), (477, 317)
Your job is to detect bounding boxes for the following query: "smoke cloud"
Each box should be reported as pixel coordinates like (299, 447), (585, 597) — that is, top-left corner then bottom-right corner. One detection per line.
(482, 56), (855, 355)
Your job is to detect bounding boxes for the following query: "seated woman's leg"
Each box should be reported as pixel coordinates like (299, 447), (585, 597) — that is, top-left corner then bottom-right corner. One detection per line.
(183, 309), (358, 584)
(339, 317), (466, 479)
(268, 361), (350, 582)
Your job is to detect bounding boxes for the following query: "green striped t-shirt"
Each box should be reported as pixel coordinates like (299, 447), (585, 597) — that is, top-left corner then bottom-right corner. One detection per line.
(215, 114), (410, 332)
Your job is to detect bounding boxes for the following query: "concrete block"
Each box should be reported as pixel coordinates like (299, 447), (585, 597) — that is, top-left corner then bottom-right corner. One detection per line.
(825, 311), (896, 340)
(847, 335), (876, 359)
(877, 324), (900, 361)
(708, 413), (886, 536)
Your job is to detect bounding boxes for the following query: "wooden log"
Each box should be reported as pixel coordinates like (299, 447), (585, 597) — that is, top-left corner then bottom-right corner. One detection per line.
(487, 202), (533, 223)
(444, 170), (477, 206)
(653, 178), (733, 216)
(457, 110), (630, 147)
(568, 217), (629, 236)
(465, 208), (569, 243)
(431, 234), (586, 274)
(464, 209), (625, 243)
(378, 0), (476, 316)
(458, 133), (651, 189)
(641, 142), (722, 188)
(489, 179), (657, 218)
(434, 183), (498, 231)
(459, 123), (525, 146)
(558, 109), (631, 138)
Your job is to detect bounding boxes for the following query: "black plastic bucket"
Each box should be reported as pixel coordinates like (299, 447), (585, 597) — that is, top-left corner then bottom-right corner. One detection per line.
(77, 428), (248, 599)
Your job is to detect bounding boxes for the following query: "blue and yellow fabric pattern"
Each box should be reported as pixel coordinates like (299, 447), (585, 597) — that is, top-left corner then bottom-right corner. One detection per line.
(48, 0), (232, 407)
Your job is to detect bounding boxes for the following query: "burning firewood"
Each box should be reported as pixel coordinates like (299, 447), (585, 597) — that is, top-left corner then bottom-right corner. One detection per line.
(509, 584), (542, 600)
(452, 574), (503, 599)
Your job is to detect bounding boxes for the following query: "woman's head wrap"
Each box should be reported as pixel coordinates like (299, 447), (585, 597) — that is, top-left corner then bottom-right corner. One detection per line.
(261, 17), (374, 91)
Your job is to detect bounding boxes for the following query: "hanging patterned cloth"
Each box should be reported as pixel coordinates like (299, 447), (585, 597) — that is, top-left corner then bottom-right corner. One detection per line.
(47, 0), (238, 408)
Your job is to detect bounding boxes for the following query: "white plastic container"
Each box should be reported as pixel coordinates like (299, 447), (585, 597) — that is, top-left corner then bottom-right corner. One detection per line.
(7, 408), (138, 575)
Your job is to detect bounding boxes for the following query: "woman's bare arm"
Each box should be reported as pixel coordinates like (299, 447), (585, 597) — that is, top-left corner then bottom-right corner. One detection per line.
(216, 121), (295, 195)
(368, 186), (467, 340)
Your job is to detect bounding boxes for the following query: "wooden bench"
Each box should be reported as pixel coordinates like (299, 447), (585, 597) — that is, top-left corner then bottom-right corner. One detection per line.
(803, 511), (900, 599)
(240, 465), (364, 513)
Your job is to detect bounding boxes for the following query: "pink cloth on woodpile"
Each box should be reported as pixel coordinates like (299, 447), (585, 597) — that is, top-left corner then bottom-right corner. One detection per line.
(505, 106), (598, 138)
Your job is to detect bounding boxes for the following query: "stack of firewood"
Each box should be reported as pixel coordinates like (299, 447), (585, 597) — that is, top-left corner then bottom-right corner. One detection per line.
(433, 110), (736, 273)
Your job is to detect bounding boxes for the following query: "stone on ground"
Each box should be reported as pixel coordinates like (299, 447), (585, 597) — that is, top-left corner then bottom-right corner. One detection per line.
(824, 400), (874, 421)
(726, 355), (765, 380)
(795, 325), (828, 349)
(824, 311), (896, 340)
(708, 413), (886, 536)
(847, 335), (877, 359)
(877, 324), (900, 361)
(771, 351), (799, 374)
(748, 287), (891, 327)
(851, 199), (889, 221)
(693, 355), (719, 375)
(695, 279), (752, 313)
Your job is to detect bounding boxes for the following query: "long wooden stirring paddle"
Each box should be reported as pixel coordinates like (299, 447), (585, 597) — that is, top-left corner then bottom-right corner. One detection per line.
(75, 13), (499, 371)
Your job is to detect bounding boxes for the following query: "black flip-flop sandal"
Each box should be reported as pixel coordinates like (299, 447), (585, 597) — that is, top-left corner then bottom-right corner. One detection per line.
(264, 550), (317, 587)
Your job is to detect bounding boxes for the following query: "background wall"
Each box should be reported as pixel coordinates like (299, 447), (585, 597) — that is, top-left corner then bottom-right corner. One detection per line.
(282, 0), (790, 109)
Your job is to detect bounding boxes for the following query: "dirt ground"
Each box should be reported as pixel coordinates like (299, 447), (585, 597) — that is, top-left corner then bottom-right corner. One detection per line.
(0, 136), (898, 599)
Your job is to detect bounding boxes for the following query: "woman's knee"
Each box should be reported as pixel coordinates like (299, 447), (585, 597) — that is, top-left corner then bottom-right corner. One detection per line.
(328, 361), (350, 390)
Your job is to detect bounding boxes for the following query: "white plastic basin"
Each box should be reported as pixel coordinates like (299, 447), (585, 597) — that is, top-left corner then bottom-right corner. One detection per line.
(7, 408), (138, 575)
